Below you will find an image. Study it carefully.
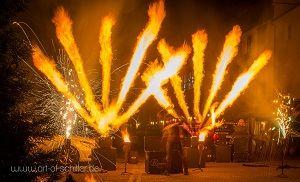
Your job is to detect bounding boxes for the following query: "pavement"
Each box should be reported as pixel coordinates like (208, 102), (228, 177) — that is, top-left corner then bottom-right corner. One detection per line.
(58, 160), (300, 182)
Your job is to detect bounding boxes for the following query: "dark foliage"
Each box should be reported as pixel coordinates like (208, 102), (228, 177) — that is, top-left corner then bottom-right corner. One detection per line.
(0, 1), (60, 181)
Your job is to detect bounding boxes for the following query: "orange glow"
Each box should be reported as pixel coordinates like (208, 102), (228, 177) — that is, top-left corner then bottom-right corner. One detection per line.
(202, 25), (242, 121)
(215, 51), (271, 117)
(32, 0), (270, 137)
(32, 46), (96, 130)
(122, 128), (131, 143)
(116, 0), (165, 109)
(84, 174), (96, 182)
(198, 131), (207, 142)
(192, 30), (208, 121)
(99, 16), (115, 109)
(210, 103), (217, 127)
(52, 7), (102, 120)
(158, 39), (190, 119)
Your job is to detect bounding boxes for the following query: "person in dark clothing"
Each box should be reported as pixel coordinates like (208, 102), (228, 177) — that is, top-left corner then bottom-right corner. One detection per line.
(162, 118), (190, 175)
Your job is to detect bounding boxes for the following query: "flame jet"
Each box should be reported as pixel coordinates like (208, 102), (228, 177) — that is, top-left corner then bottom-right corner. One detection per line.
(112, 45), (190, 128)
(116, 0), (165, 109)
(215, 51), (271, 117)
(32, 46), (96, 129)
(202, 25), (241, 121)
(210, 103), (217, 127)
(158, 39), (190, 119)
(99, 16), (115, 109)
(192, 30), (208, 121)
(52, 7), (102, 120)
(142, 61), (178, 118)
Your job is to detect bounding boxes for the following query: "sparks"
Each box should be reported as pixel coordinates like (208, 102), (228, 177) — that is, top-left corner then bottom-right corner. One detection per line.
(52, 7), (102, 120)
(32, 46), (97, 130)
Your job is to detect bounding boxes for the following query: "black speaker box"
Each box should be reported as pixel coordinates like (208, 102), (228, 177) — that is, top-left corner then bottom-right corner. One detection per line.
(216, 144), (231, 162)
(128, 150), (138, 164)
(144, 136), (162, 151)
(233, 136), (249, 153)
(145, 151), (166, 174)
(91, 147), (117, 171)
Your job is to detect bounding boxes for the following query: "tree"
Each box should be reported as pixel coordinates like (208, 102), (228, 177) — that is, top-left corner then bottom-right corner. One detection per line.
(0, 1), (60, 181)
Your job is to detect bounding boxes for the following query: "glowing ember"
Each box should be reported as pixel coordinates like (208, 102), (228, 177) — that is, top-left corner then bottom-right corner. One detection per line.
(52, 7), (102, 120)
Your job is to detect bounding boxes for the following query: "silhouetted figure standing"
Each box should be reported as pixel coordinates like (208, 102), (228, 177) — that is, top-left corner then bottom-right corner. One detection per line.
(162, 118), (190, 175)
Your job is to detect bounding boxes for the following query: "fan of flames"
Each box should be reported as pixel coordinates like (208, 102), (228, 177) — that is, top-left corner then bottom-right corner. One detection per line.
(32, 0), (271, 136)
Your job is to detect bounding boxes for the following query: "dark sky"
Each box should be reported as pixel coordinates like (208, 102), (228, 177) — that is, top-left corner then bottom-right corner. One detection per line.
(16, 0), (273, 122)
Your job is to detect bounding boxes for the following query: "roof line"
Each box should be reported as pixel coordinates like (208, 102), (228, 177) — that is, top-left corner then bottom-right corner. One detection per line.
(272, 3), (300, 21)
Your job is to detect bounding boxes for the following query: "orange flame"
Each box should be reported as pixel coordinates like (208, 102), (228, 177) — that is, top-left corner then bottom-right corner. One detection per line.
(32, 0), (270, 137)
(215, 51), (271, 117)
(116, 0), (165, 109)
(210, 103), (217, 127)
(52, 7), (102, 120)
(32, 46), (96, 129)
(112, 45), (190, 128)
(192, 30), (208, 121)
(202, 25), (242, 121)
(99, 16), (115, 109)
(158, 39), (190, 119)
(122, 129), (131, 143)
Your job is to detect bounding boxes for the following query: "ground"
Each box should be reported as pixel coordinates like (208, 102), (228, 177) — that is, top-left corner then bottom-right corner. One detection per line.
(57, 160), (300, 182)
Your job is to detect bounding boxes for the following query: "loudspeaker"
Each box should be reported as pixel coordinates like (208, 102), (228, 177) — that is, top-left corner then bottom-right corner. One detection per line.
(216, 144), (231, 162)
(145, 151), (166, 174)
(91, 147), (117, 171)
(233, 136), (249, 162)
(144, 136), (162, 151)
(128, 150), (138, 164)
(233, 136), (249, 153)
